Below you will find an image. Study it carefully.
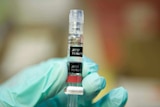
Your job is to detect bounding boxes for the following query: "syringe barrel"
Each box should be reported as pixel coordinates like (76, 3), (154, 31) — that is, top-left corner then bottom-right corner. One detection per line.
(65, 9), (84, 95)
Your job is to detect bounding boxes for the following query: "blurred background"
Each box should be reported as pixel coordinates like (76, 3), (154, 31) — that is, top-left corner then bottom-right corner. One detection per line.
(0, 0), (160, 106)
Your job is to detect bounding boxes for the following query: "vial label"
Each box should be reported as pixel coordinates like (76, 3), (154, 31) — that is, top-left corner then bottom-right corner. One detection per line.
(68, 62), (82, 73)
(70, 47), (82, 57)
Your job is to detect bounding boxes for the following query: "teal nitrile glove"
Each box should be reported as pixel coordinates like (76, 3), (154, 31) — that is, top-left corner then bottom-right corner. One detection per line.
(0, 56), (128, 107)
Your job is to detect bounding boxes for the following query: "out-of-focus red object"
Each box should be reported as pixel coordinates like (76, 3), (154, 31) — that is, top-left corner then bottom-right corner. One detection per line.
(86, 0), (160, 69)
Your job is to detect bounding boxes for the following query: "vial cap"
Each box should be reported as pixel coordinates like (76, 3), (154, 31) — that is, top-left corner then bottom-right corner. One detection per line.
(69, 9), (84, 23)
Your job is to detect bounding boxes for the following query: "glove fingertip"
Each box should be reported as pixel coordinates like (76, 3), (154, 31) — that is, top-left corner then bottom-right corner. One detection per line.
(94, 87), (128, 107)
(109, 87), (128, 106)
(83, 56), (99, 77)
(82, 73), (106, 95)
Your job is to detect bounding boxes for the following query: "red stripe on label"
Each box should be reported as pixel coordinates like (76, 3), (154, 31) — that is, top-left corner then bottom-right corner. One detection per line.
(67, 75), (82, 83)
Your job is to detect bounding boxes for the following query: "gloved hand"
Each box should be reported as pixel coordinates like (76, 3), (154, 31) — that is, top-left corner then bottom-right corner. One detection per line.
(0, 56), (128, 107)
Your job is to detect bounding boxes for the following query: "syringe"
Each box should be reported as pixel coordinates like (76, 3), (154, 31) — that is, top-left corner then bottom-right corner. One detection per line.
(64, 9), (84, 107)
